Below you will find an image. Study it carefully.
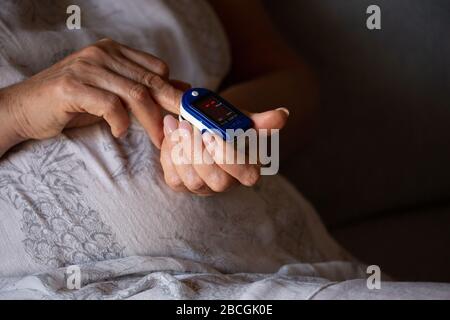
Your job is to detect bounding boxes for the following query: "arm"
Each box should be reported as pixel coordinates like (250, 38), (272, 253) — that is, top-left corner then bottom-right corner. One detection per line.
(209, 0), (302, 82)
(210, 0), (319, 158)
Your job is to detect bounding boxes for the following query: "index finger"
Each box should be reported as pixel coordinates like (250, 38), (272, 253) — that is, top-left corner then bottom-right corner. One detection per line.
(142, 73), (183, 114)
(115, 43), (183, 114)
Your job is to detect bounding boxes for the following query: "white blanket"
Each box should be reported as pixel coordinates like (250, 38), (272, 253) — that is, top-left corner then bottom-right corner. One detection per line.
(1, 256), (449, 300)
(0, 118), (348, 276)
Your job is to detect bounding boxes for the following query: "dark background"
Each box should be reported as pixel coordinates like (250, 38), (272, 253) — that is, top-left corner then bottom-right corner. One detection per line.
(264, 0), (450, 281)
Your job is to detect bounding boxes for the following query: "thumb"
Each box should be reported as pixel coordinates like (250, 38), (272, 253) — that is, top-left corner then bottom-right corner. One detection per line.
(66, 114), (102, 129)
(249, 108), (290, 130)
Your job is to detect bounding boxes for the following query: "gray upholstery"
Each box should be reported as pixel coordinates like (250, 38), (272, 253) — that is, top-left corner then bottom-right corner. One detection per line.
(265, 0), (450, 281)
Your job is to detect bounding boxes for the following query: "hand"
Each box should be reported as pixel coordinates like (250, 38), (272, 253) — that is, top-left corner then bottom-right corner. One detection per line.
(0, 38), (183, 150)
(160, 108), (290, 195)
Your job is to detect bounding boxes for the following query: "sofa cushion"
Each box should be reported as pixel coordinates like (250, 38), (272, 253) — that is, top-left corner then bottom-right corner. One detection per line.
(266, 0), (450, 226)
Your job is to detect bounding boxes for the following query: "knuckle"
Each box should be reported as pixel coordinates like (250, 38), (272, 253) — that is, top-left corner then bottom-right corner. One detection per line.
(208, 172), (230, 193)
(128, 83), (150, 102)
(165, 174), (183, 190)
(140, 72), (155, 87)
(154, 60), (169, 77)
(105, 94), (122, 108)
(69, 58), (90, 73)
(186, 176), (206, 193)
(79, 45), (105, 59)
(98, 37), (115, 45)
(145, 73), (165, 90)
(103, 96), (122, 116)
(241, 168), (260, 187)
(55, 74), (78, 95)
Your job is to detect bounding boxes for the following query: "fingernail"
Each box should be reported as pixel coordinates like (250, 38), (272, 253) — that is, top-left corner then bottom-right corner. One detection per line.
(164, 115), (178, 137)
(179, 120), (192, 138)
(276, 107), (290, 117)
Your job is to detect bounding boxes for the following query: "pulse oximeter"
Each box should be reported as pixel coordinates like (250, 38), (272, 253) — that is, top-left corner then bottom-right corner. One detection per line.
(180, 88), (253, 141)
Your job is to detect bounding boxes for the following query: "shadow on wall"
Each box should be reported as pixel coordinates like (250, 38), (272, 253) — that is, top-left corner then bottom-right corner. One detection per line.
(264, 0), (450, 282)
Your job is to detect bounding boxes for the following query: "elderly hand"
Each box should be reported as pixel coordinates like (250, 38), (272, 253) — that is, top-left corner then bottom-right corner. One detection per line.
(160, 108), (289, 195)
(0, 38), (183, 151)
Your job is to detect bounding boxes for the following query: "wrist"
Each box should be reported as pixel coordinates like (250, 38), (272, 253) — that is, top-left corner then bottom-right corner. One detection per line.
(0, 87), (27, 157)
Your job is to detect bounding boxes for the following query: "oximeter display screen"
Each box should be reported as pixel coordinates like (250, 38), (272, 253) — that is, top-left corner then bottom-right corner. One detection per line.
(193, 95), (238, 125)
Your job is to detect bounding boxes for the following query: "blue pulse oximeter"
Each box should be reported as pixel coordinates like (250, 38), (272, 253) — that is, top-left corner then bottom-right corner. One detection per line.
(180, 88), (253, 141)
